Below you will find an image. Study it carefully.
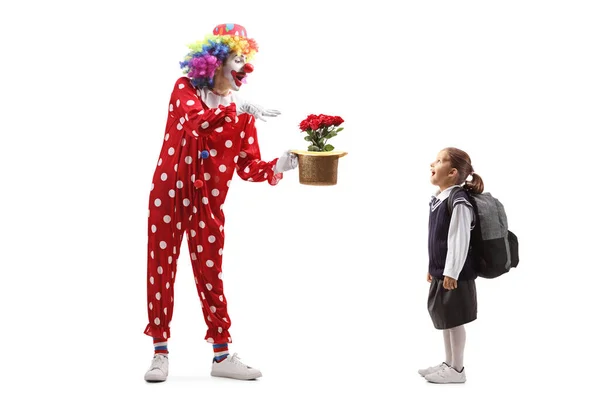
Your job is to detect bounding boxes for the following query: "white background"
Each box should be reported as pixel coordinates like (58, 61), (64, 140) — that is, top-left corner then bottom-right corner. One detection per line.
(1, 0), (599, 399)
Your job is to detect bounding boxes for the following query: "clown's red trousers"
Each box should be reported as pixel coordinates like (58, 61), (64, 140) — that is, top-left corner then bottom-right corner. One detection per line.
(144, 77), (282, 343)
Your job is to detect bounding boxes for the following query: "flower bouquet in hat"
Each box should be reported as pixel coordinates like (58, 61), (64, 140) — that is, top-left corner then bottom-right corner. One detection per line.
(291, 113), (348, 186)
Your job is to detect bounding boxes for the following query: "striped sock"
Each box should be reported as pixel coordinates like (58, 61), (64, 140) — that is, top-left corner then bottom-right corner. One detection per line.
(153, 337), (168, 355)
(213, 343), (229, 363)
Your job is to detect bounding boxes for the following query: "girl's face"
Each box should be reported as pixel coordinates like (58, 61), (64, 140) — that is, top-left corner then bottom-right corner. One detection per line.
(430, 150), (457, 190)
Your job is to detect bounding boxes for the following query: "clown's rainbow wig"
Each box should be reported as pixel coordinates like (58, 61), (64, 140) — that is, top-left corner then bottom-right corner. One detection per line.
(180, 34), (258, 89)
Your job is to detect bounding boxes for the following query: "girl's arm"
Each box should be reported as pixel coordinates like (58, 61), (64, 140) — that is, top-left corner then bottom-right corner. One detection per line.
(443, 204), (475, 280)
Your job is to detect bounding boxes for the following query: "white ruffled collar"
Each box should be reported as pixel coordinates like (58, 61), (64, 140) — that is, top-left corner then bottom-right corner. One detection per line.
(196, 87), (234, 108)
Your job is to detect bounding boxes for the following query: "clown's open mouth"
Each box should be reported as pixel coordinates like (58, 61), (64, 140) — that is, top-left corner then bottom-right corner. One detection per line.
(231, 71), (247, 87)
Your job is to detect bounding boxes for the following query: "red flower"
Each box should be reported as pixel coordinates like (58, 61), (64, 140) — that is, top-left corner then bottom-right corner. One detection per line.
(299, 114), (344, 131)
(309, 119), (321, 130)
(299, 120), (310, 131)
(298, 113), (344, 152)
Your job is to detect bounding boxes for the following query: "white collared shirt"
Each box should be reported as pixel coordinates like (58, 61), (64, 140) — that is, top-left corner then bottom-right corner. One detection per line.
(432, 185), (475, 280)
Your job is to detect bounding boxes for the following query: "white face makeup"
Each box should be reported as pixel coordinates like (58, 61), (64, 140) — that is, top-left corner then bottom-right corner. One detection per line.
(223, 53), (249, 91)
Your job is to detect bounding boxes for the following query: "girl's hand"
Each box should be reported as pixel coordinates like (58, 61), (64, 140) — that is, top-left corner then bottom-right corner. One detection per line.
(443, 276), (458, 290)
(426, 272), (432, 283)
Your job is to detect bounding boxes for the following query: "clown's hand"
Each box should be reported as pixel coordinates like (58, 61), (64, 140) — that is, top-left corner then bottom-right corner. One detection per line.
(236, 100), (281, 122)
(274, 151), (298, 174)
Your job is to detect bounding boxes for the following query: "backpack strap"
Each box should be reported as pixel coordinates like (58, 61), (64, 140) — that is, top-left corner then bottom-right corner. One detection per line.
(446, 186), (461, 216)
(447, 187), (477, 230)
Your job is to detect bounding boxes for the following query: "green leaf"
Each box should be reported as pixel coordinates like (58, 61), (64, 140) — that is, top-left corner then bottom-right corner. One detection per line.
(325, 132), (338, 139)
(307, 145), (320, 152)
(304, 136), (313, 141)
(324, 144), (335, 151)
(318, 138), (325, 146)
(335, 127), (344, 133)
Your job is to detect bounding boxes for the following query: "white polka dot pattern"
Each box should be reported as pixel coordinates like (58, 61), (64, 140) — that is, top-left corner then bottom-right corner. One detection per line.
(146, 78), (276, 342)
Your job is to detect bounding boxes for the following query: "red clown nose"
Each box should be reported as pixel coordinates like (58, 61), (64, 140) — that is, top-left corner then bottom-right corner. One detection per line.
(243, 64), (254, 73)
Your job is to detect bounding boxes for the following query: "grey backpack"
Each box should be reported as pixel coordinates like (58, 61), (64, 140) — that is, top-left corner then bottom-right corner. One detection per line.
(448, 188), (519, 278)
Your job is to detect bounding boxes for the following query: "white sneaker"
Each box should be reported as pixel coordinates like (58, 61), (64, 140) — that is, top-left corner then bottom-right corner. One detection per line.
(425, 364), (466, 384)
(144, 354), (169, 382)
(210, 353), (262, 380)
(418, 362), (449, 377)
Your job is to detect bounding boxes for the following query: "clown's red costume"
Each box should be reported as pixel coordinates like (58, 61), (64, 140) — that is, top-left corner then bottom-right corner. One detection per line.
(144, 77), (283, 343)
(143, 23), (297, 382)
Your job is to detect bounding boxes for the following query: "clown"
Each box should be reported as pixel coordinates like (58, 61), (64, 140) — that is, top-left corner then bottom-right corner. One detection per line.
(143, 23), (297, 382)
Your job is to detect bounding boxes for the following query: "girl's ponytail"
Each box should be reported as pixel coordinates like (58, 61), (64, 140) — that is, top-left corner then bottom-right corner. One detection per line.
(465, 172), (484, 194)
